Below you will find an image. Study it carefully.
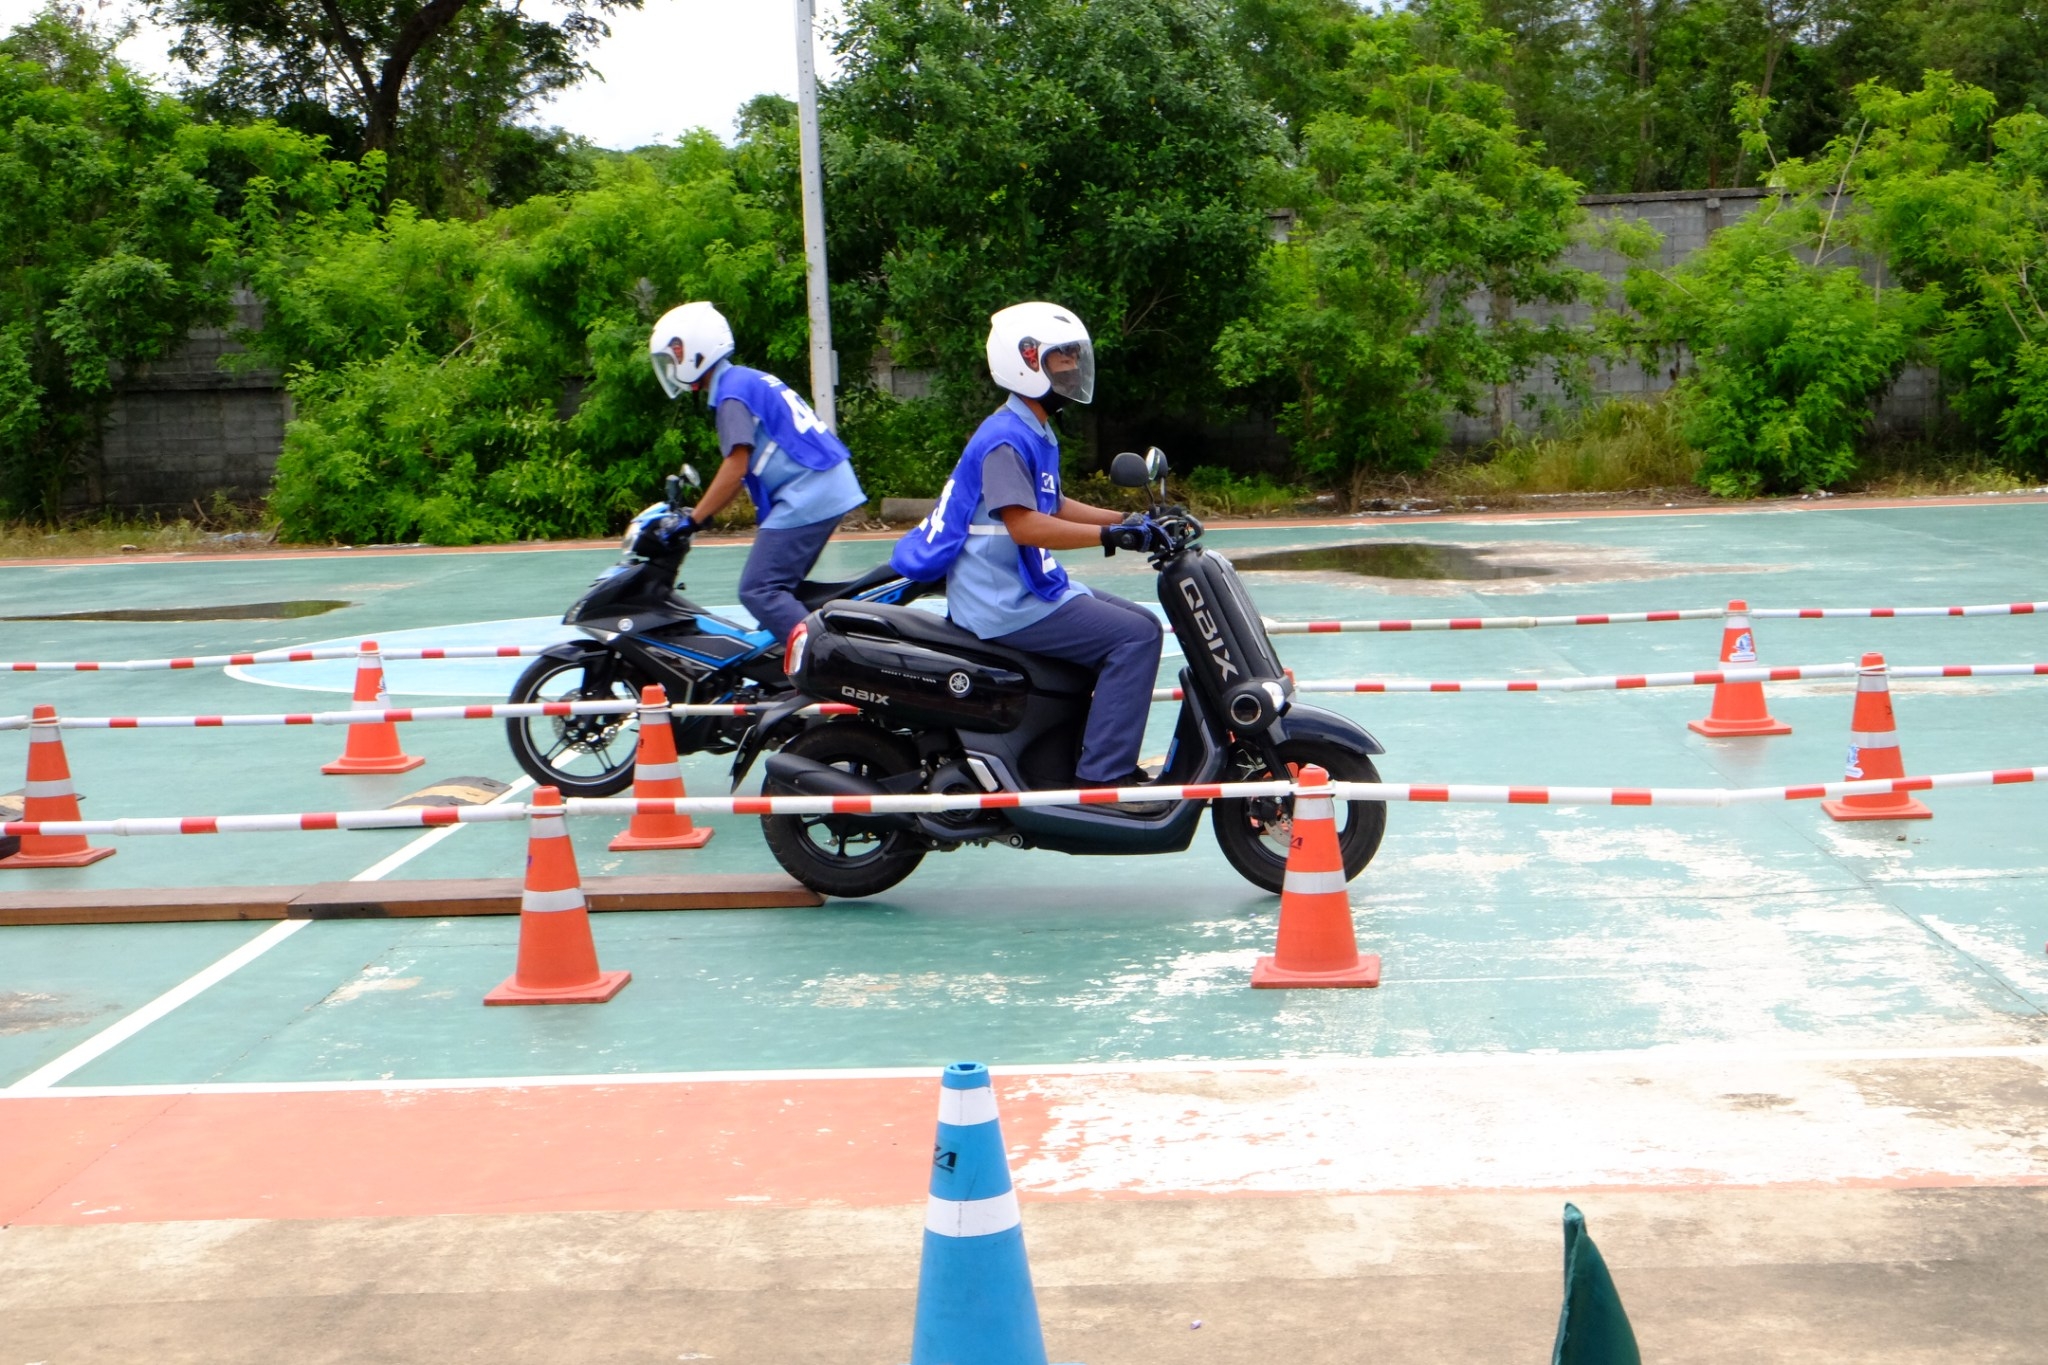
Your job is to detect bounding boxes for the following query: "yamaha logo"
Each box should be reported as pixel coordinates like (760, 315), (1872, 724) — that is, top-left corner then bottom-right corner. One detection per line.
(617, 618), (634, 631)
(947, 671), (972, 697)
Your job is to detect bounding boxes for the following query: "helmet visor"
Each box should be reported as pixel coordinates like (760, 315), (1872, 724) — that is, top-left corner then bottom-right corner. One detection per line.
(1042, 340), (1094, 404)
(650, 349), (688, 399)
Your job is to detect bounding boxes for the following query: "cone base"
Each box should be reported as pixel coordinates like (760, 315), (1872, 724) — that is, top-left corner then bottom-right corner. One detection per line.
(0, 844), (116, 869)
(1823, 796), (1932, 822)
(1251, 953), (1381, 988)
(609, 826), (714, 852)
(484, 969), (631, 1006)
(322, 753), (426, 775)
(1688, 716), (1792, 737)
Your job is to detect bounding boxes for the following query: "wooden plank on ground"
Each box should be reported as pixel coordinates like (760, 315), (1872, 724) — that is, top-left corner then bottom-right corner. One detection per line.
(0, 886), (302, 927)
(0, 875), (821, 926)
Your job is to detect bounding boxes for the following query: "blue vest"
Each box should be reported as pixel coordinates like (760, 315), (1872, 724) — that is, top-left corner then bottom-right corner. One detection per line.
(711, 365), (856, 514)
(890, 405), (1072, 603)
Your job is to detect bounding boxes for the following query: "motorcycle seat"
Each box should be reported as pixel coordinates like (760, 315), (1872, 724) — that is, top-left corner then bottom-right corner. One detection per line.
(817, 602), (1096, 696)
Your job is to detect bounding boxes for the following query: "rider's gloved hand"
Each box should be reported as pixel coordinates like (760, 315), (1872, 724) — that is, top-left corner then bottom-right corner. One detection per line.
(633, 512), (695, 557)
(1100, 513), (1164, 556)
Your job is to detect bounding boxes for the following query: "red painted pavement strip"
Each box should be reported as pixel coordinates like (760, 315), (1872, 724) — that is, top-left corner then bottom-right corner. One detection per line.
(0, 1079), (1050, 1225)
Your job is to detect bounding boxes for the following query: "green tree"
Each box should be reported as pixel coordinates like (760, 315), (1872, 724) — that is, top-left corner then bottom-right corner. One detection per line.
(257, 130), (815, 543)
(820, 0), (1282, 436)
(1824, 75), (2048, 469)
(0, 6), (341, 518)
(1617, 80), (1947, 494)
(1214, 0), (1603, 497)
(152, 0), (630, 213)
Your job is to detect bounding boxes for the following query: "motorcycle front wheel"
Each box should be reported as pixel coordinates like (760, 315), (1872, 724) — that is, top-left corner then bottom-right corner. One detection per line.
(1211, 740), (1387, 895)
(504, 653), (649, 796)
(760, 722), (927, 898)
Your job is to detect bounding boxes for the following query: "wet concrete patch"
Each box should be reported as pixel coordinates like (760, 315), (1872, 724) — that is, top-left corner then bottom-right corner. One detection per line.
(1229, 541), (1553, 581)
(1228, 538), (1757, 594)
(2, 600), (353, 623)
(0, 990), (107, 1036)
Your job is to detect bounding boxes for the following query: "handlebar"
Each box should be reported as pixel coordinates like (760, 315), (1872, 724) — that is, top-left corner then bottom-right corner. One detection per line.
(1148, 507), (1204, 561)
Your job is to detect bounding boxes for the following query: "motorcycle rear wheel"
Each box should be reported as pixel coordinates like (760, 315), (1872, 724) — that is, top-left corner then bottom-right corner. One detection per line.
(504, 654), (649, 797)
(760, 723), (927, 898)
(1211, 740), (1387, 895)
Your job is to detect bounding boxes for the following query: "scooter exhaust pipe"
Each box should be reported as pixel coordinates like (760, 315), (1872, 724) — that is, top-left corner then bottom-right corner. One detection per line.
(761, 753), (917, 831)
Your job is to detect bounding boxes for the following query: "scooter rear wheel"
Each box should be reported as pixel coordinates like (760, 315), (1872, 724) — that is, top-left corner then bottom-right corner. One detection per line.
(1212, 742), (1386, 894)
(760, 723), (927, 898)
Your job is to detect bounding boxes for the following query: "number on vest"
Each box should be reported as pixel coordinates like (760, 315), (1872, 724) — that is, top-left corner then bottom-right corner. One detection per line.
(779, 387), (829, 435)
(923, 478), (955, 541)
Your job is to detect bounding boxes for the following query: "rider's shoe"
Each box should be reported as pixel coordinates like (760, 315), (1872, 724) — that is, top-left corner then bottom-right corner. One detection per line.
(1096, 767), (1174, 817)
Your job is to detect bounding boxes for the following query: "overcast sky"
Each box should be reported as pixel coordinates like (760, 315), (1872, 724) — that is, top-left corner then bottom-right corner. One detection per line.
(0, 0), (842, 148)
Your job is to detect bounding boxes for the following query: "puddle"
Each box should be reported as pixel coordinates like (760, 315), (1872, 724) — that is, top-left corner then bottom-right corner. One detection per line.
(3, 600), (354, 623)
(1229, 542), (1553, 580)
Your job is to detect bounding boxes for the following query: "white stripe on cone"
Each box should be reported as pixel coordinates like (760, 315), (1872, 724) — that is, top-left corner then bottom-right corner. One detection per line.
(938, 1087), (1001, 1127)
(634, 761), (681, 782)
(520, 887), (585, 913)
(925, 1189), (1021, 1238)
(1282, 868), (1348, 896)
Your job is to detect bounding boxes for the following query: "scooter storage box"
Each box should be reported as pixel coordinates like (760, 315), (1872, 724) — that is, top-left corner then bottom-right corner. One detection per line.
(796, 610), (1031, 731)
(1165, 549), (1289, 693)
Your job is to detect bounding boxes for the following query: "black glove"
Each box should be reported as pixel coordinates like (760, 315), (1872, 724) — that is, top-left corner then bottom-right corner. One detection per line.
(1100, 514), (1163, 556)
(632, 512), (695, 557)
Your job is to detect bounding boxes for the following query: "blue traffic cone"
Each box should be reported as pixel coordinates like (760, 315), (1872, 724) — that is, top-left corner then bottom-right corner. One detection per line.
(911, 1062), (1059, 1365)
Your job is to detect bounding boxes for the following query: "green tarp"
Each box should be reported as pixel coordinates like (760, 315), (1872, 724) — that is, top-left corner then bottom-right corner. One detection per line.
(1552, 1203), (1641, 1365)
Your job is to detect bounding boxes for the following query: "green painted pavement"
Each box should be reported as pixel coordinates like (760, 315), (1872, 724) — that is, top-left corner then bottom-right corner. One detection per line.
(4, 504), (2048, 1085)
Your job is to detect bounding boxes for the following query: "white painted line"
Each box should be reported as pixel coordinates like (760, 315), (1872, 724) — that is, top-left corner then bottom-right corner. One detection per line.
(6, 1041), (2047, 1100)
(5, 777), (536, 1093)
(5, 920), (314, 1092)
(350, 776), (533, 882)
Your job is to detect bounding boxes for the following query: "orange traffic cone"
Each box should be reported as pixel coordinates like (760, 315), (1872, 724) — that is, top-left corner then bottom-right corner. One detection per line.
(1823, 652), (1932, 822)
(0, 706), (114, 869)
(1251, 765), (1379, 988)
(1689, 601), (1791, 737)
(485, 785), (632, 1005)
(609, 685), (713, 851)
(321, 641), (425, 775)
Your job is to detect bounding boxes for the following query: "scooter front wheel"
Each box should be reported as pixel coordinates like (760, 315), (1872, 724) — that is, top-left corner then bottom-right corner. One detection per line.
(504, 654), (649, 796)
(1212, 742), (1387, 894)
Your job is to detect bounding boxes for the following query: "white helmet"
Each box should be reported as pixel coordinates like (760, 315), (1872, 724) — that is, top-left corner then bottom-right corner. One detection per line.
(648, 301), (735, 398)
(985, 301), (1095, 405)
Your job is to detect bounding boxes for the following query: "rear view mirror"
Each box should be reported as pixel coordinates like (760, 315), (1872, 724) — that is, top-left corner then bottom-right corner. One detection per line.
(1145, 447), (1168, 482)
(1109, 451), (1150, 488)
(679, 463), (702, 490)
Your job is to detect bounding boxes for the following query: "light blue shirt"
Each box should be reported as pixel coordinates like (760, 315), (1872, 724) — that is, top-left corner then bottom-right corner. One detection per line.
(947, 396), (1091, 639)
(710, 366), (868, 531)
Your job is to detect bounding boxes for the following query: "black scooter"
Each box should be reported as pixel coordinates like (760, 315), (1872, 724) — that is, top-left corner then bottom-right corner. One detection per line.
(505, 466), (930, 795)
(731, 449), (1388, 897)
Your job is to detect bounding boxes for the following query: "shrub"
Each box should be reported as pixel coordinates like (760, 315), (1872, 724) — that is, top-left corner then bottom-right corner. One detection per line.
(1445, 396), (1700, 494)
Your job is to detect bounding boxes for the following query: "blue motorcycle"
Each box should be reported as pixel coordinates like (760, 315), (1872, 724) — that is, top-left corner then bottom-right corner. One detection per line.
(505, 467), (931, 795)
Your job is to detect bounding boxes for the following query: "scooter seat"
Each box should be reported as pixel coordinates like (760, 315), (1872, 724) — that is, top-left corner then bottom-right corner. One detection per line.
(795, 562), (899, 611)
(816, 602), (1097, 696)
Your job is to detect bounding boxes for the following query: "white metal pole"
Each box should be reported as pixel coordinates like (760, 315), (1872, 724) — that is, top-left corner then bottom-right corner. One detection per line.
(794, 0), (836, 428)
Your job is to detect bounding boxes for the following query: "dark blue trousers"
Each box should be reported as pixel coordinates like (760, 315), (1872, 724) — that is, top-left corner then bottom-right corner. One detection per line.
(995, 590), (1164, 783)
(739, 515), (844, 643)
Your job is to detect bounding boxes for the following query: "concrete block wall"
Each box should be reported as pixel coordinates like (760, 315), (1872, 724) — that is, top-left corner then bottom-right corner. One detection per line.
(69, 290), (288, 514)
(1446, 188), (1938, 445)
